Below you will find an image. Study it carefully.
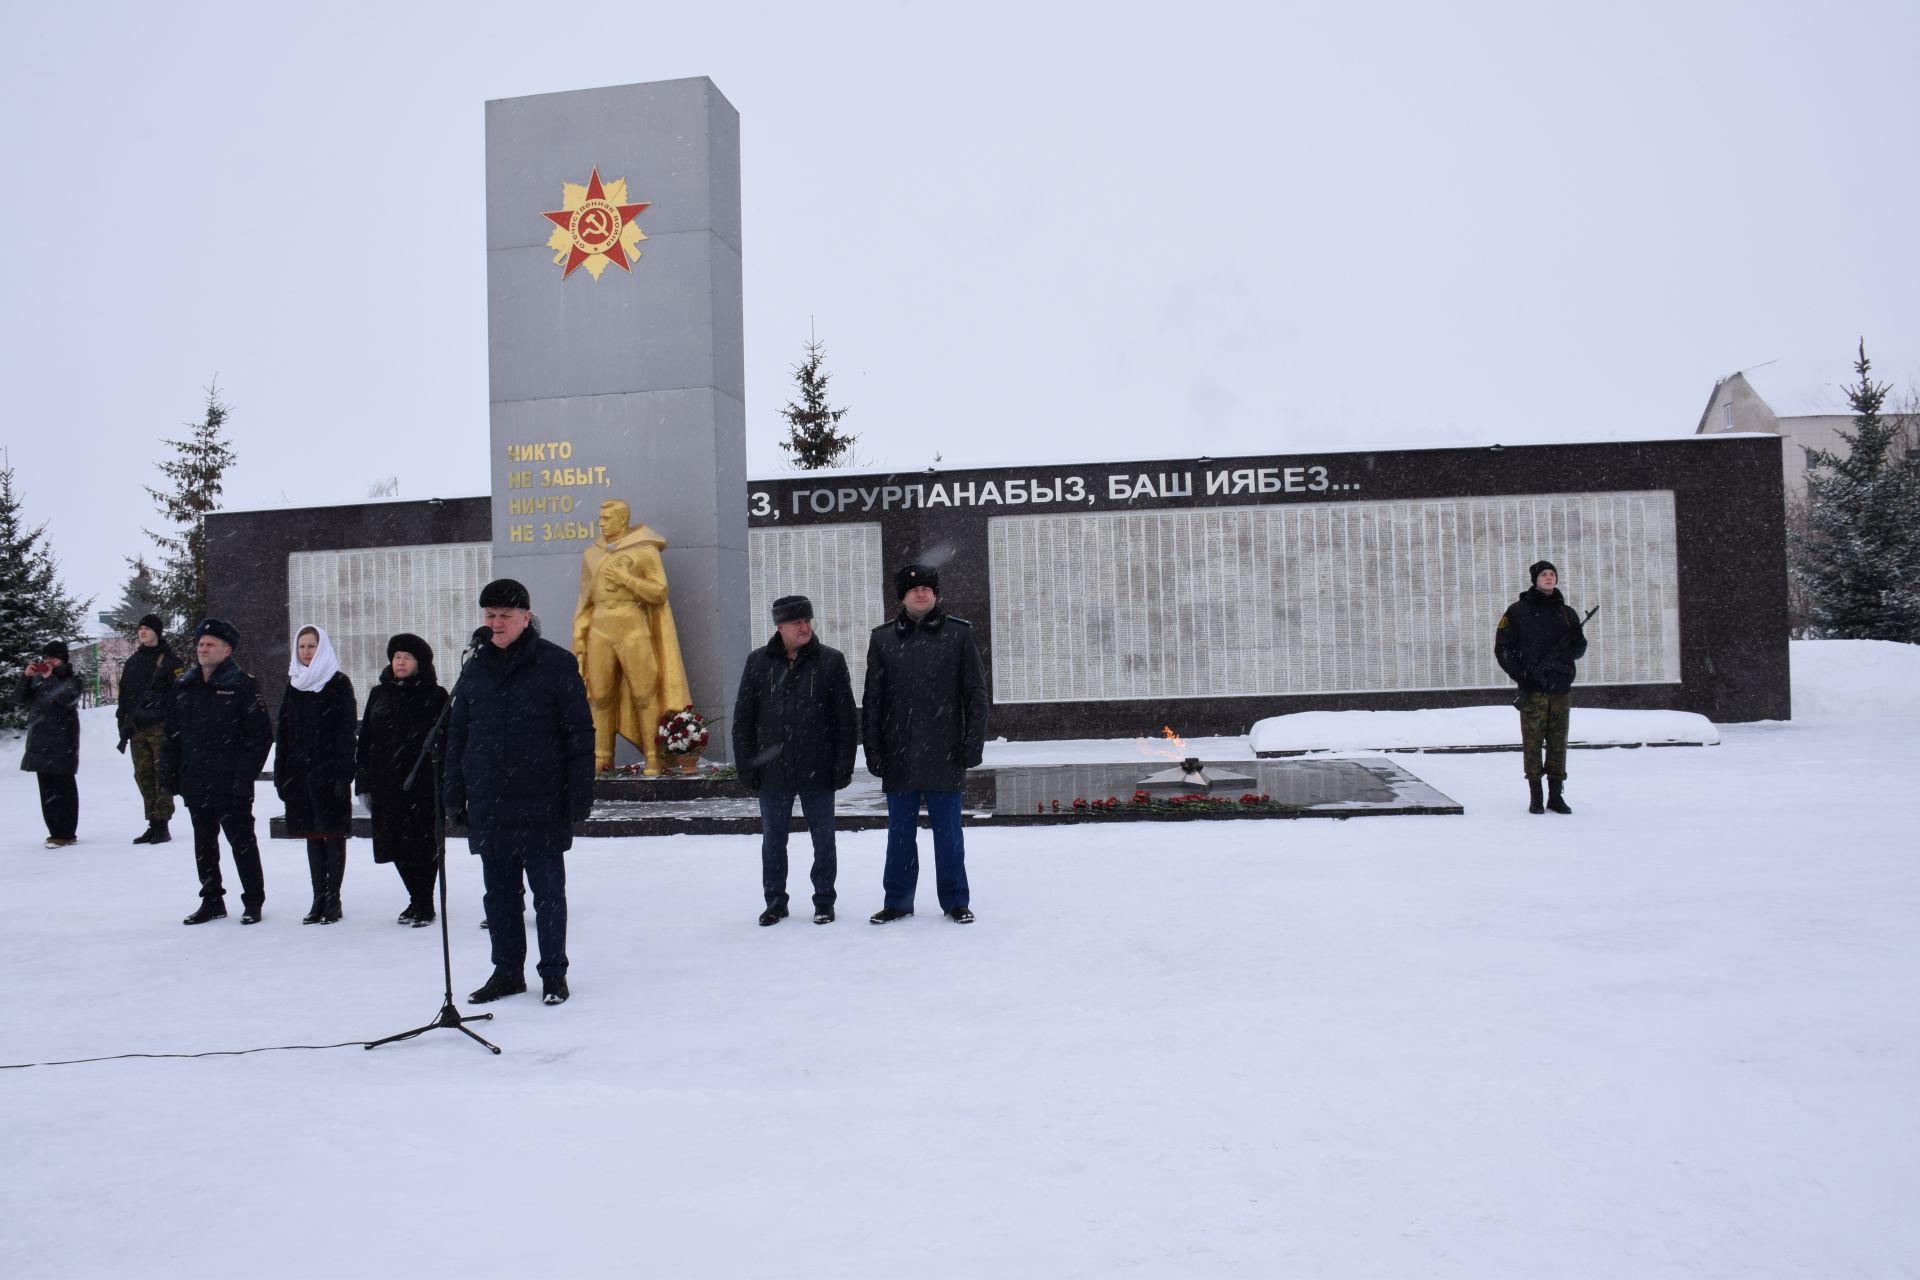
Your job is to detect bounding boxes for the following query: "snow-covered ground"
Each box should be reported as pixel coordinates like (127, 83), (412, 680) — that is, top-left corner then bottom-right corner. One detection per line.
(4, 641), (1917, 1278)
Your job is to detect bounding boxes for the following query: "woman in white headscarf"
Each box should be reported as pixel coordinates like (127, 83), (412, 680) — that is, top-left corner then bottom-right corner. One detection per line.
(275, 624), (358, 924)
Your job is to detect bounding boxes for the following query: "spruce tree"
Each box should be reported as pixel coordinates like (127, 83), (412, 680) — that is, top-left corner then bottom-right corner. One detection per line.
(144, 384), (237, 628)
(0, 463), (88, 727)
(99, 557), (167, 634)
(778, 334), (856, 470)
(1791, 341), (1920, 641)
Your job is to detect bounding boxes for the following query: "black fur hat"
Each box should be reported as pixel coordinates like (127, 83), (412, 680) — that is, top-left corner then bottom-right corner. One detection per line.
(894, 563), (939, 600)
(771, 595), (813, 624)
(193, 618), (242, 649)
(478, 578), (531, 609)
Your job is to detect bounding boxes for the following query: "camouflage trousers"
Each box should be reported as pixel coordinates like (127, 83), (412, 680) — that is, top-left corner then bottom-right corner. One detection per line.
(1517, 692), (1572, 781)
(129, 723), (175, 825)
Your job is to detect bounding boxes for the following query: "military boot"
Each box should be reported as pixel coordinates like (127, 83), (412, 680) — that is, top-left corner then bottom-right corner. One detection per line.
(1546, 778), (1572, 815)
(1528, 778), (1545, 814)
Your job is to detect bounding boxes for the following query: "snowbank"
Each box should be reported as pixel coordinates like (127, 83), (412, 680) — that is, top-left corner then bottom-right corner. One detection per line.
(1249, 705), (1719, 754)
(1790, 638), (1920, 719)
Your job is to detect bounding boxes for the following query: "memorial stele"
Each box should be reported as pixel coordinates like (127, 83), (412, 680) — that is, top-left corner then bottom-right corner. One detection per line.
(486, 77), (746, 763)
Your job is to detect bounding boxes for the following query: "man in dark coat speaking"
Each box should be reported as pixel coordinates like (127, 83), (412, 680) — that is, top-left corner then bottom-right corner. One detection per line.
(732, 594), (859, 926)
(446, 579), (595, 1007)
(1495, 559), (1590, 815)
(862, 563), (989, 925)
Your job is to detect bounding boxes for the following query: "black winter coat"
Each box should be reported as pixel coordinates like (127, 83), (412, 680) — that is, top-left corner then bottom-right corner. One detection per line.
(1495, 587), (1590, 694)
(158, 658), (275, 811)
(117, 642), (184, 740)
(861, 607), (989, 793)
(445, 627), (594, 858)
(275, 672), (358, 838)
(355, 667), (449, 864)
(16, 666), (81, 775)
(731, 633), (858, 793)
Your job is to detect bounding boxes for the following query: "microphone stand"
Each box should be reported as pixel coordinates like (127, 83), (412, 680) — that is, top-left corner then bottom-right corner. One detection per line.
(367, 634), (499, 1055)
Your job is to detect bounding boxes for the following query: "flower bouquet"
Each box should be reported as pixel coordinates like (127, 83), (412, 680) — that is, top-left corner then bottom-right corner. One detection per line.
(657, 706), (711, 774)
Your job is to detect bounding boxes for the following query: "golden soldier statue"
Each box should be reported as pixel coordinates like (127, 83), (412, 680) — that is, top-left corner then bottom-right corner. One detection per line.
(572, 499), (692, 775)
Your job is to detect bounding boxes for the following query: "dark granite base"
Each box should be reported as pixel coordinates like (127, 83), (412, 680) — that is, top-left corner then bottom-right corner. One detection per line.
(270, 758), (1459, 839)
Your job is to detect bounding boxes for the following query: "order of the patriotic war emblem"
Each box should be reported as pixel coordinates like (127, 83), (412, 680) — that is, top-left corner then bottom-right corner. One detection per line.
(542, 168), (651, 280)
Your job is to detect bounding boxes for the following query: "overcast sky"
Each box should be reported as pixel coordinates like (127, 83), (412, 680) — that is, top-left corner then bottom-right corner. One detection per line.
(3, 0), (1917, 616)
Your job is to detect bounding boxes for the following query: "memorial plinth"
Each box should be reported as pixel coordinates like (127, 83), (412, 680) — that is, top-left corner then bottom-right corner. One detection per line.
(486, 77), (746, 760)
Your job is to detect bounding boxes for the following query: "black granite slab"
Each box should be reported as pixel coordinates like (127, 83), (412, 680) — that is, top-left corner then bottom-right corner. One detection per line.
(269, 758), (1459, 839)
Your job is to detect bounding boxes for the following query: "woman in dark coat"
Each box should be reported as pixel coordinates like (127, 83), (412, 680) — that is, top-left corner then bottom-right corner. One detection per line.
(16, 640), (82, 848)
(354, 634), (449, 926)
(275, 624), (357, 924)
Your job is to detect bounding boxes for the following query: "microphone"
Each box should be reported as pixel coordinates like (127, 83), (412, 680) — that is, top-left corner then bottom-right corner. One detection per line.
(463, 626), (493, 662)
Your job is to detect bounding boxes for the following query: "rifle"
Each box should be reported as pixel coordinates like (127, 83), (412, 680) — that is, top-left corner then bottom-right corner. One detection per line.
(1513, 605), (1600, 708)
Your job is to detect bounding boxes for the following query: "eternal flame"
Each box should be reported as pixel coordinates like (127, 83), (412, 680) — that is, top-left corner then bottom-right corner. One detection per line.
(572, 499), (693, 775)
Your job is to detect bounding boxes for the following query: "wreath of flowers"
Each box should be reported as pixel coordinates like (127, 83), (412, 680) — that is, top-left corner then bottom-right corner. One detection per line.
(1034, 791), (1281, 816)
(657, 706), (711, 756)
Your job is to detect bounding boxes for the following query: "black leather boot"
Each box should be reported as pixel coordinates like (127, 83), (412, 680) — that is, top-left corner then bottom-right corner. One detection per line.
(1528, 778), (1545, 814)
(302, 842), (327, 924)
(1546, 778), (1572, 814)
(322, 840), (346, 923)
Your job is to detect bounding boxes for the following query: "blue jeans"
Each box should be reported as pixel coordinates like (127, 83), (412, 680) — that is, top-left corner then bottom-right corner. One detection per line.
(472, 831), (569, 979)
(758, 788), (838, 911)
(883, 790), (968, 913)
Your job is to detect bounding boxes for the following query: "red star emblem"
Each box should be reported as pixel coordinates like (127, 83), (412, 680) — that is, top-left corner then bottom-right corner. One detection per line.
(542, 168), (651, 279)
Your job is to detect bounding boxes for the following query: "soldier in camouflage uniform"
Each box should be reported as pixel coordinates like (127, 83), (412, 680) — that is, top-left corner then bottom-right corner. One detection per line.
(1495, 561), (1589, 814)
(117, 614), (185, 844)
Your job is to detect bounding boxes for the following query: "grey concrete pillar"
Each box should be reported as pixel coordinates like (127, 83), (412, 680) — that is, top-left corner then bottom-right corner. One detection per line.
(485, 77), (746, 760)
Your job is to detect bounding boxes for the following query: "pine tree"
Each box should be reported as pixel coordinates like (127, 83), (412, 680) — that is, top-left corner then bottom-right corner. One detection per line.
(98, 557), (167, 634)
(0, 462), (88, 727)
(1791, 341), (1920, 641)
(778, 333), (856, 470)
(144, 384), (237, 628)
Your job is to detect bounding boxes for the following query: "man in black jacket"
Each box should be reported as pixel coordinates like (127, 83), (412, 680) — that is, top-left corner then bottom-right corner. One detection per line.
(446, 578), (595, 1006)
(732, 595), (859, 926)
(159, 619), (275, 924)
(117, 614), (185, 844)
(1494, 560), (1590, 815)
(862, 564), (989, 925)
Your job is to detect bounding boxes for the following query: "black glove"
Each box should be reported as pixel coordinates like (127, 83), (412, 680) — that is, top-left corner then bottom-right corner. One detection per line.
(116, 740), (128, 755)
(832, 773), (853, 791)
(737, 769), (760, 792)
(451, 807), (468, 829)
(570, 798), (594, 824)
